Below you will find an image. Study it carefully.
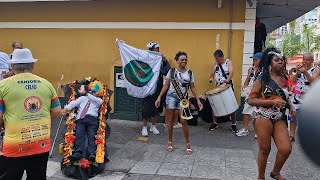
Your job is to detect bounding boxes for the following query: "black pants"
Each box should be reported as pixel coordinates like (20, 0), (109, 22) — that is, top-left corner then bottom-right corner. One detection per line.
(75, 115), (99, 155)
(0, 152), (49, 180)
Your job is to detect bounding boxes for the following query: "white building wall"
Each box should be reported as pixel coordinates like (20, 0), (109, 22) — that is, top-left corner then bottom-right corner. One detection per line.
(241, 0), (256, 97)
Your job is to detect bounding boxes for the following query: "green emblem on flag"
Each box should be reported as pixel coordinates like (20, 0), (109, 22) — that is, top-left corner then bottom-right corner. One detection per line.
(124, 60), (154, 87)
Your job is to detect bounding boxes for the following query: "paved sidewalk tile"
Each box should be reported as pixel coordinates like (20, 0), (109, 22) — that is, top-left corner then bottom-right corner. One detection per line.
(47, 119), (320, 179)
(157, 162), (193, 177)
(91, 172), (126, 180)
(129, 161), (162, 175)
(163, 146), (198, 165)
(139, 144), (167, 162)
(105, 158), (138, 172)
(191, 165), (226, 180)
(47, 161), (61, 177)
(226, 156), (257, 169)
(225, 167), (257, 180)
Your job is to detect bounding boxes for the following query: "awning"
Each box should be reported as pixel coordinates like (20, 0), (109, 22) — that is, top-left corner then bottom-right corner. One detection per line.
(257, 0), (320, 33)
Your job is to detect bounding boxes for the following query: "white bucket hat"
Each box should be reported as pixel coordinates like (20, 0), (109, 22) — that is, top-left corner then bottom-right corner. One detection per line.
(8, 48), (37, 64)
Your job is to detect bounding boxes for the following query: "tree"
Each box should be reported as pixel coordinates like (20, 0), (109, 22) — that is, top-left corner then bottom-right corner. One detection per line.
(301, 24), (320, 53)
(289, 21), (296, 33)
(265, 36), (276, 49)
(280, 32), (302, 58)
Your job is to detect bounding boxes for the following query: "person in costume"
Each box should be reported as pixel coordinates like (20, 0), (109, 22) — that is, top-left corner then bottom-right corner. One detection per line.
(236, 52), (262, 137)
(141, 42), (170, 137)
(155, 51), (203, 155)
(208, 49), (238, 133)
(0, 48), (62, 180)
(248, 48), (296, 180)
(62, 81), (104, 162)
(288, 53), (319, 141)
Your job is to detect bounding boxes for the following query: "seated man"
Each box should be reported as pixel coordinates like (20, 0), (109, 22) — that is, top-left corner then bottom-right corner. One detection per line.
(62, 83), (103, 162)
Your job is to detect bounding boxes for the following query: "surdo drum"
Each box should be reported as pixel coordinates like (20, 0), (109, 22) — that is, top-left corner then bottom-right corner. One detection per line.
(205, 84), (239, 117)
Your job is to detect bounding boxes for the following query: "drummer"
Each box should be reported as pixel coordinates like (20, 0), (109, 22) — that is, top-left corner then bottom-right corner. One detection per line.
(208, 49), (238, 133)
(236, 52), (262, 137)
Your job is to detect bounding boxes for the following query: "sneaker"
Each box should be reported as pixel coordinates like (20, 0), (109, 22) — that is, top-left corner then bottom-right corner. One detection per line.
(142, 126), (148, 137)
(163, 123), (167, 128)
(236, 129), (249, 136)
(231, 125), (238, 133)
(68, 152), (82, 161)
(173, 122), (183, 129)
(208, 123), (218, 131)
(88, 154), (96, 162)
(254, 134), (257, 139)
(150, 125), (160, 135)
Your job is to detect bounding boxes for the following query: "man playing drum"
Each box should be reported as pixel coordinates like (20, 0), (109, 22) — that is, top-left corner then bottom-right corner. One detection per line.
(208, 50), (238, 133)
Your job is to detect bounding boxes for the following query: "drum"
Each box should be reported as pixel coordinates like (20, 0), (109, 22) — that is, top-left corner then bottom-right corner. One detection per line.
(205, 84), (239, 117)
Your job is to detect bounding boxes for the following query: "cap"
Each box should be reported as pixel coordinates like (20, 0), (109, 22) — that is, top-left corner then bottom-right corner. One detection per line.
(146, 42), (159, 49)
(251, 52), (262, 60)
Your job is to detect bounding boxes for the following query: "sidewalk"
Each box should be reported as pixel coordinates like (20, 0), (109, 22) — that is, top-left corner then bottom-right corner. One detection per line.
(42, 119), (320, 180)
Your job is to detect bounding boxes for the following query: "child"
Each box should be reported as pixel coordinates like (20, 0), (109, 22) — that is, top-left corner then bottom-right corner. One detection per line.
(62, 82), (103, 161)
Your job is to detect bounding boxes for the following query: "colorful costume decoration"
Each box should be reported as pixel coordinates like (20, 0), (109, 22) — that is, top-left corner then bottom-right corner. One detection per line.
(251, 75), (289, 121)
(61, 77), (111, 179)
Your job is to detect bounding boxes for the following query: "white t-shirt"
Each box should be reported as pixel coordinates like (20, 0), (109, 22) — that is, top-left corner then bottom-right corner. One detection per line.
(214, 59), (231, 86)
(166, 68), (195, 94)
(290, 66), (316, 109)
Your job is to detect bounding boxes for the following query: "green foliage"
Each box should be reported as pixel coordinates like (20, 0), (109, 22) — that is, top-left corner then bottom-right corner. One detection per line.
(301, 24), (320, 53)
(265, 36), (276, 50)
(275, 24), (320, 58)
(289, 21), (296, 32)
(280, 32), (302, 58)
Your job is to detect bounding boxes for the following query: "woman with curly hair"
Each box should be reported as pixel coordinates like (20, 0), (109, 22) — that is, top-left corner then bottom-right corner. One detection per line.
(248, 48), (296, 180)
(155, 51), (203, 155)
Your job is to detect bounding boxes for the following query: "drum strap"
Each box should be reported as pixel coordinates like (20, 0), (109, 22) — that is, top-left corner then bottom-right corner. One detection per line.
(218, 63), (234, 91)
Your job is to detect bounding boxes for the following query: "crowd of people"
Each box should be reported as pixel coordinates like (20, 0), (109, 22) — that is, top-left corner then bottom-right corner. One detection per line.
(0, 40), (319, 180)
(138, 43), (320, 180)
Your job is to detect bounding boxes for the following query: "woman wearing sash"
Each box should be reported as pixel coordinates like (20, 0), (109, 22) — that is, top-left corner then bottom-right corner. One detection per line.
(155, 51), (203, 155)
(248, 48), (296, 180)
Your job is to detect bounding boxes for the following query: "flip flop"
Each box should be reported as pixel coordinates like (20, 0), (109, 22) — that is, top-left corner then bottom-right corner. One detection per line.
(270, 172), (286, 180)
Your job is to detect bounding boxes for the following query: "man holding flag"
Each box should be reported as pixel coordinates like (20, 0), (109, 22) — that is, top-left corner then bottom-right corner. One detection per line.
(116, 40), (170, 137)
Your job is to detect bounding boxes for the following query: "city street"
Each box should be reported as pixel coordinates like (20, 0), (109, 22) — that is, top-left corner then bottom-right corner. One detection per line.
(35, 118), (320, 180)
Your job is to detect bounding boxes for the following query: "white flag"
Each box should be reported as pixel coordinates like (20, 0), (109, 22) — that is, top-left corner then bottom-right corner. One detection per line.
(116, 40), (162, 98)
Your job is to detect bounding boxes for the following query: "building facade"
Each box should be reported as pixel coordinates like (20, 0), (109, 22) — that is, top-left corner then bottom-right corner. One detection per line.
(0, 0), (256, 119)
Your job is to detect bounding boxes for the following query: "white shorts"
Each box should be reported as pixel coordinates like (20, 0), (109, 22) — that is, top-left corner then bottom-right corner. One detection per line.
(242, 101), (254, 115)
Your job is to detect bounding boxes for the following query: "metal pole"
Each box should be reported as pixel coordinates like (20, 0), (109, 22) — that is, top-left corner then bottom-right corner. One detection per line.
(227, 0), (234, 59)
(49, 116), (64, 158)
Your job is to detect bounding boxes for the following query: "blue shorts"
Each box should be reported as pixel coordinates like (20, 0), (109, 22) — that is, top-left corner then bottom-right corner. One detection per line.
(288, 108), (299, 123)
(165, 92), (182, 110)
